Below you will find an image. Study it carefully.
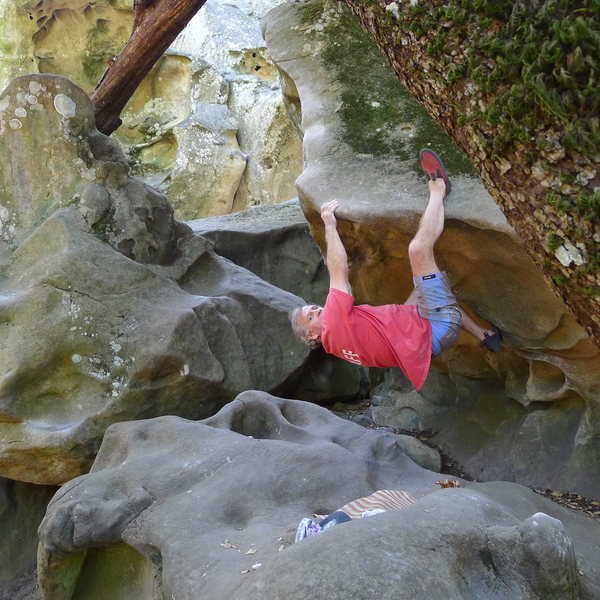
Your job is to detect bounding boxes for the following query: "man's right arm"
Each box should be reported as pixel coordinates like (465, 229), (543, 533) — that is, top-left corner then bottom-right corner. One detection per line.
(320, 200), (351, 294)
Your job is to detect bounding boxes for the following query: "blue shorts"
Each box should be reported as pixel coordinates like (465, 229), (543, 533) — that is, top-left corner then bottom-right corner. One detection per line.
(413, 272), (461, 357)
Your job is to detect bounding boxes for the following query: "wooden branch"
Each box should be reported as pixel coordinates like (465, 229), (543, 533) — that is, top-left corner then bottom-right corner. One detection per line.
(92, 0), (207, 136)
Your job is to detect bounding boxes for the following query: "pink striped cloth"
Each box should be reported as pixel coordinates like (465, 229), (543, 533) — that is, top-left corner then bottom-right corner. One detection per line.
(315, 490), (417, 520)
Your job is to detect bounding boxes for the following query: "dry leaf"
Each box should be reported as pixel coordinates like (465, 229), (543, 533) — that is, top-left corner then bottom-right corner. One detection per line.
(245, 548), (257, 555)
(220, 539), (239, 550)
(241, 569), (250, 574)
(278, 544), (285, 552)
(435, 479), (462, 489)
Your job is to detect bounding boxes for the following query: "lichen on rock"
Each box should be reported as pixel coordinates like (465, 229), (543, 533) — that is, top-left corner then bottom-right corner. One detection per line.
(0, 0), (303, 220)
(0, 74), (309, 486)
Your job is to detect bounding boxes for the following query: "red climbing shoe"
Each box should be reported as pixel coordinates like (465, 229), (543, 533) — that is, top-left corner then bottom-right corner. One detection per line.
(419, 148), (452, 196)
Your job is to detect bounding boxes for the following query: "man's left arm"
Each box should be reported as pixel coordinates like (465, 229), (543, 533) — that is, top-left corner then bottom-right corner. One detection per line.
(321, 200), (351, 294)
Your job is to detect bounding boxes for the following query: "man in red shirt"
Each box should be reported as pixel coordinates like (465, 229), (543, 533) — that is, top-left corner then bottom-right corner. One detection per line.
(291, 149), (501, 390)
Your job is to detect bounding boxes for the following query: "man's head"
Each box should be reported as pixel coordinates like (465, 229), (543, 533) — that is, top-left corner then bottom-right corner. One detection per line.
(289, 304), (324, 348)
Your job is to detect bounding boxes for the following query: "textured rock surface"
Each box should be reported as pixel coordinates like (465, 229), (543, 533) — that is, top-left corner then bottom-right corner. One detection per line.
(0, 74), (308, 485)
(37, 393), (600, 600)
(189, 199), (328, 304)
(262, 0), (600, 499)
(167, 0), (303, 216)
(0, 0), (302, 219)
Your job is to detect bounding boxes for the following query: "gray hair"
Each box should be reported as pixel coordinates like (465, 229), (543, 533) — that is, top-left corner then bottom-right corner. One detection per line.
(289, 305), (321, 349)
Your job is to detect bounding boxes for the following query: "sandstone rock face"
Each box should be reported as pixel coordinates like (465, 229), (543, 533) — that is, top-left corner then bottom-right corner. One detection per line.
(37, 393), (600, 600)
(262, 0), (600, 499)
(166, 0), (303, 217)
(0, 0), (302, 220)
(0, 74), (308, 485)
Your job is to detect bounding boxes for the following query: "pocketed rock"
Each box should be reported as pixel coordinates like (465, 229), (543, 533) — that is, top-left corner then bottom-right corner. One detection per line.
(0, 0), (302, 219)
(37, 393), (600, 600)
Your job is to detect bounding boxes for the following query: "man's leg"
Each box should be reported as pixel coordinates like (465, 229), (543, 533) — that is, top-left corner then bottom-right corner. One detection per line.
(408, 178), (447, 277)
(406, 289), (499, 345)
(407, 152), (501, 352)
(457, 306), (499, 344)
(403, 288), (418, 305)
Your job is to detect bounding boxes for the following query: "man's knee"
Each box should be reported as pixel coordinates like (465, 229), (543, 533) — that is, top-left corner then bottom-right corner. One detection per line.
(408, 237), (430, 262)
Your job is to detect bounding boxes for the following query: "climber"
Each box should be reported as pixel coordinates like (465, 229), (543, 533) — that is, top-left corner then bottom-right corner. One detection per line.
(290, 149), (501, 391)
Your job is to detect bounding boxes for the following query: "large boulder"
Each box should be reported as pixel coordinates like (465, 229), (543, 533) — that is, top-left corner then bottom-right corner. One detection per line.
(0, 0), (302, 219)
(189, 199), (329, 305)
(37, 392), (600, 600)
(261, 0), (600, 499)
(0, 74), (308, 485)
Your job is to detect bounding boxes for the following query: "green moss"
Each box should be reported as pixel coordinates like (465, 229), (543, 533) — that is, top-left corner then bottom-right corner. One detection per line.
(82, 20), (119, 85)
(553, 274), (568, 286)
(473, 2), (597, 157)
(298, 0), (325, 24)
(370, 0), (599, 159)
(300, 0), (475, 173)
(318, 1), (410, 155)
(575, 190), (600, 220)
(448, 64), (467, 83)
(546, 191), (572, 216)
(547, 232), (562, 250)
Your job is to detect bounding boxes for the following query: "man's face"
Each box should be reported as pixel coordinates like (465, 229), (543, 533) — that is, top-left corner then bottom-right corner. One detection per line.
(298, 304), (324, 341)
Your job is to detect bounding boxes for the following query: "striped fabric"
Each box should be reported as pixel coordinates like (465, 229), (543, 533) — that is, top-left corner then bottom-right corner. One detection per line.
(315, 490), (417, 520)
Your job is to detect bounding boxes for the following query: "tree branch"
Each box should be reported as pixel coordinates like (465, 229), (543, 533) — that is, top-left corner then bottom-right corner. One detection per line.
(92, 0), (207, 136)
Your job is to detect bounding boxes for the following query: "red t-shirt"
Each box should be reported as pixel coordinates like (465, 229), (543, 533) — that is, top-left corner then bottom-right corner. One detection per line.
(321, 288), (432, 390)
